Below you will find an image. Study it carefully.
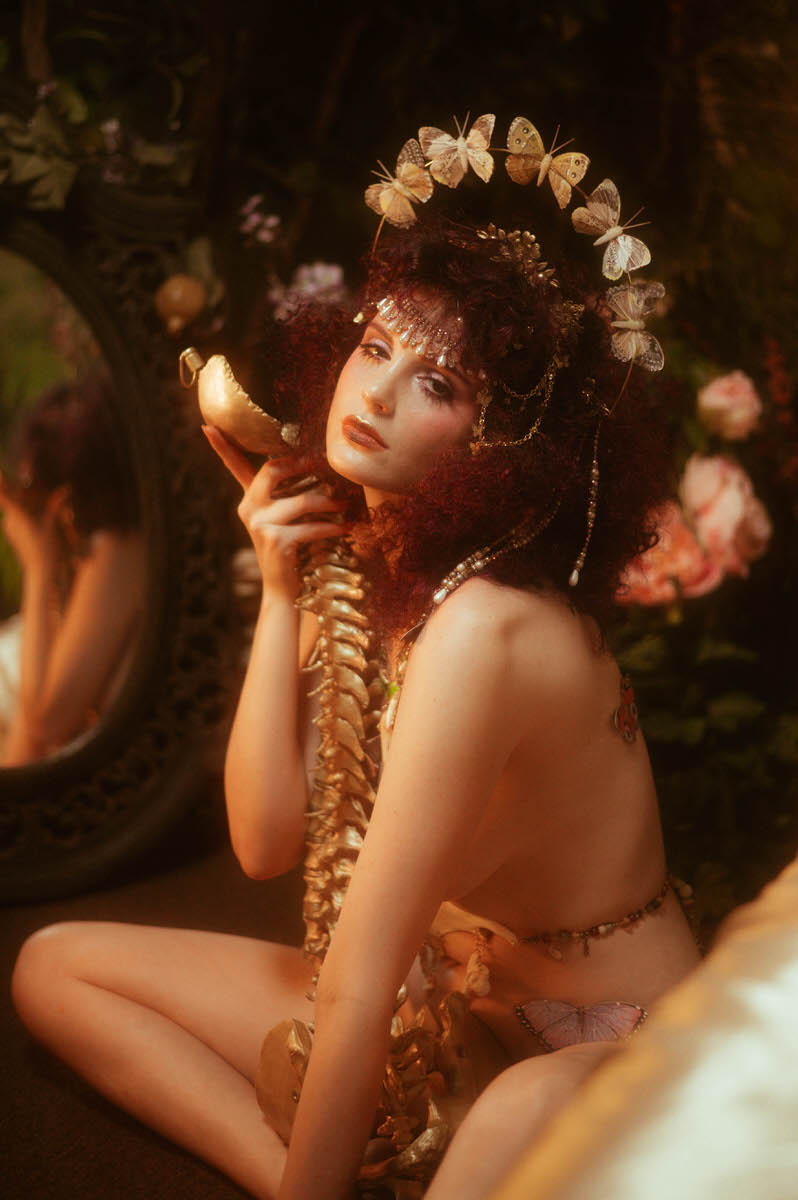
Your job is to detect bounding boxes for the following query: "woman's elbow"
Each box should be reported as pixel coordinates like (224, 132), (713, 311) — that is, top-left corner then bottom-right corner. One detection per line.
(230, 828), (305, 880)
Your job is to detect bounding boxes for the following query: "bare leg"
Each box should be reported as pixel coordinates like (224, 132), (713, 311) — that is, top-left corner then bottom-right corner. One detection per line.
(426, 1042), (618, 1200)
(12, 922), (316, 1199)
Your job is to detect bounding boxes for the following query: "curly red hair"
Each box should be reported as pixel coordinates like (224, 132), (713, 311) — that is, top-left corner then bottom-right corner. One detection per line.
(256, 213), (672, 637)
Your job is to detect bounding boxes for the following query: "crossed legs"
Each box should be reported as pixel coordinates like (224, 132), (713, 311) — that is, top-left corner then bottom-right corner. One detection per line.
(11, 922), (315, 1199)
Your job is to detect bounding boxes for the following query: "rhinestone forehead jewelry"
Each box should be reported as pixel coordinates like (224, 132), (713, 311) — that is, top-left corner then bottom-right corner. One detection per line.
(354, 294), (465, 371)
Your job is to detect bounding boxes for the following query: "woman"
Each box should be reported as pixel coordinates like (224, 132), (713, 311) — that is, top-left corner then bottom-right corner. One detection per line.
(0, 370), (145, 763)
(12, 115), (699, 1200)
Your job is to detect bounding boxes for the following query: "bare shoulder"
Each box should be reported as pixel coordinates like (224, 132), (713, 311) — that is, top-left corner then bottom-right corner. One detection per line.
(421, 577), (588, 657)
(414, 577), (607, 702)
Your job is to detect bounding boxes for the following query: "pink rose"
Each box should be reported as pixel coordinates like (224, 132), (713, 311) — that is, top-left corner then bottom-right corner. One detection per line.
(679, 454), (772, 577)
(734, 496), (772, 568)
(697, 371), (762, 440)
(618, 501), (724, 605)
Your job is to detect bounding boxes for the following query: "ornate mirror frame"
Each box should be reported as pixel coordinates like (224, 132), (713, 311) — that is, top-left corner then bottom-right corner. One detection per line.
(0, 145), (238, 902)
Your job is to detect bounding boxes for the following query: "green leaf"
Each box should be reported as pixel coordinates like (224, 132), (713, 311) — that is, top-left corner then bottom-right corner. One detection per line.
(51, 81), (90, 125)
(617, 633), (668, 674)
(707, 693), (766, 732)
(697, 638), (759, 665)
(29, 106), (70, 155)
(642, 712), (707, 745)
(27, 159), (78, 209)
(7, 150), (52, 184)
(130, 138), (178, 167)
(768, 714), (798, 765)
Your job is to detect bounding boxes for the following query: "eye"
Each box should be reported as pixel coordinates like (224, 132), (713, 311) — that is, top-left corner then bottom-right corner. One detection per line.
(357, 338), (389, 362)
(419, 372), (454, 403)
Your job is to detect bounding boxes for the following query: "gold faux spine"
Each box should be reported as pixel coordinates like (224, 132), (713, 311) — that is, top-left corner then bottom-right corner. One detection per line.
(296, 539), (383, 975)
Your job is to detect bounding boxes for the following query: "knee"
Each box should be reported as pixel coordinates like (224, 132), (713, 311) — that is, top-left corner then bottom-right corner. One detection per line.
(463, 1052), (593, 1138)
(11, 922), (85, 1033)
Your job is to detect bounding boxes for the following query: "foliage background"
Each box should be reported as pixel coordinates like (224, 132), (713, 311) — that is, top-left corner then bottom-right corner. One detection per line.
(0, 0), (796, 938)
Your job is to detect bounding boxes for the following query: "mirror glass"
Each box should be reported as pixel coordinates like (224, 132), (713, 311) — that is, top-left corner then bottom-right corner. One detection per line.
(0, 247), (146, 766)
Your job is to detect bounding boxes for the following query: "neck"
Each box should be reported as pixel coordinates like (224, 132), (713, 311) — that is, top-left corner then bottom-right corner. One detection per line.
(362, 484), (401, 510)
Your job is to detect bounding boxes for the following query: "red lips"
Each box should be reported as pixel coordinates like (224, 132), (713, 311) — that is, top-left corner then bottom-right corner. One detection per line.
(342, 415), (387, 449)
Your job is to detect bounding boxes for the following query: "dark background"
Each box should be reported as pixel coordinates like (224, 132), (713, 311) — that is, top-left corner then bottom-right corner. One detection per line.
(1, 1), (797, 1195)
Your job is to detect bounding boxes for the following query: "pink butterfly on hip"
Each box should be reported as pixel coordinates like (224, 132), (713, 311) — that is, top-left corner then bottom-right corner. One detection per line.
(516, 998), (646, 1051)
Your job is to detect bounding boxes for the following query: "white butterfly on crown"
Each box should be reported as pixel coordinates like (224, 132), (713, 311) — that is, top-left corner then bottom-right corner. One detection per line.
(572, 179), (651, 281)
(606, 281), (666, 374)
(418, 113), (496, 188)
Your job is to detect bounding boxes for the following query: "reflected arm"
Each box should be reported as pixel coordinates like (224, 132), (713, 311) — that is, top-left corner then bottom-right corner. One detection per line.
(4, 530), (145, 763)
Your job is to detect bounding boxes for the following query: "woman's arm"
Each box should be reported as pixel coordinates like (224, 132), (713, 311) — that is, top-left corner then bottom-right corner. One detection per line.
(278, 583), (528, 1200)
(13, 531), (144, 758)
(1, 487), (146, 763)
(204, 427), (347, 879)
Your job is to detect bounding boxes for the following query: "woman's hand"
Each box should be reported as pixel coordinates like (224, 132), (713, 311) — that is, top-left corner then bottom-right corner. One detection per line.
(202, 426), (348, 603)
(0, 480), (68, 572)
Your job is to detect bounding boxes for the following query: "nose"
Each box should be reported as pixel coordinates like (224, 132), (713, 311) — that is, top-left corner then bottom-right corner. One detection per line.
(362, 380), (393, 416)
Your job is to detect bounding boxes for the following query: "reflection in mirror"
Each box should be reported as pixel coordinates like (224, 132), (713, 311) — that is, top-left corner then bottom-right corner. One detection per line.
(0, 248), (146, 766)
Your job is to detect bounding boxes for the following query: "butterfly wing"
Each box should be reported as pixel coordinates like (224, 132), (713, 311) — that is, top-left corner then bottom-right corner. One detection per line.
(547, 152), (590, 209)
(602, 234), (651, 281)
(633, 331), (665, 372)
(396, 138), (433, 203)
(364, 181), (416, 227)
(418, 126), (465, 188)
(365, 139), (432, 227)
(611, 328), (665, 371)
(608, 280), (665, 321)
(505, 116), (544, 185)
(519, 999), (646, 1051)
(580, 1002), (647, 1041)
(571, 178), (620, 237)
(464, 113), (495, 182)
(518, 1000), (583, 1051)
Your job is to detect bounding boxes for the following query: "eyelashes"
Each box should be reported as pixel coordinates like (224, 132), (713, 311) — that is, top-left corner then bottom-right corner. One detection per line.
(356, 340), (454, 403)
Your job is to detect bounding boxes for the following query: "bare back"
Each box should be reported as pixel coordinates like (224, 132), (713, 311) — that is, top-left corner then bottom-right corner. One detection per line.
(354, 577), (699, 1059)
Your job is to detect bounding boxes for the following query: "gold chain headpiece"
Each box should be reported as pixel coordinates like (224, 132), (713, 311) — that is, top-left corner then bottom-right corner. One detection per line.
(360, 111), (667, 585)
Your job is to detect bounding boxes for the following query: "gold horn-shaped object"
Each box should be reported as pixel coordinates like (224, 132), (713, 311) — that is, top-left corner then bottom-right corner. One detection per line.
(178, 346), (297, 457)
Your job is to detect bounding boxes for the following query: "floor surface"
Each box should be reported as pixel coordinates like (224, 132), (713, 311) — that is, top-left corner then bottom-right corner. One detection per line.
(1, 782), (304, 1198)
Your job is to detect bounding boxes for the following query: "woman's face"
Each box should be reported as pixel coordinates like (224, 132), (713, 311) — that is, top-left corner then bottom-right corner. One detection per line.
(326, 298), (478, 507)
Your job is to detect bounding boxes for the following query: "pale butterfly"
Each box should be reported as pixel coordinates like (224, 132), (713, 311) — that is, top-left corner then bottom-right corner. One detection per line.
(364, 138), (433, 228)
(418, 113), (495, 188)
(572, 179), (651, 280)
(517, 999), (646, 1052)
(606, 281), (666, 372)
(505, 117), (589, 209)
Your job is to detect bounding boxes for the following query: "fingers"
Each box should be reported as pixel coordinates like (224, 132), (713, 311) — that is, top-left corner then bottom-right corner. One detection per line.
(249, 515), (345, 552)
(202, 425), (309, 499)
(243, 488), (344, 527)
(202, 425), (257, 489)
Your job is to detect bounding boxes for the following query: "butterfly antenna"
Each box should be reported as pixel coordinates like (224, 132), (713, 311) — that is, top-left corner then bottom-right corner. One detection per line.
(370, 214), (387, 257)
(605, 358), (635, 415)
(373, 160), (392, 182)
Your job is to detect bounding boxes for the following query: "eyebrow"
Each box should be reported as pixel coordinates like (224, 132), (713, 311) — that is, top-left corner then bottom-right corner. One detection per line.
(364, 318), (473, 386)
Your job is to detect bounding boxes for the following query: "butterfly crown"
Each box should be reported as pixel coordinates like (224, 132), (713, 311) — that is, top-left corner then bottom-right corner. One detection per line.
(362, 111), (670, 587)
(364, 112), (667, 388)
